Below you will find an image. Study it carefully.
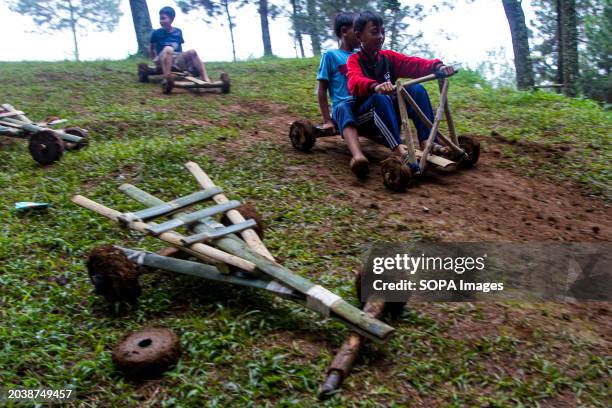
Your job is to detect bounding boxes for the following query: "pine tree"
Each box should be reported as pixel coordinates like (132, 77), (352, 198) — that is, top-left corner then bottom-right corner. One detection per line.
(129, 0), (153, 56)
(502, 0), (535, 89)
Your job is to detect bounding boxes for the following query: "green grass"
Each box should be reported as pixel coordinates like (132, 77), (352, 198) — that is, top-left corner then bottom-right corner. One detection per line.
(0, 57), (610, 407)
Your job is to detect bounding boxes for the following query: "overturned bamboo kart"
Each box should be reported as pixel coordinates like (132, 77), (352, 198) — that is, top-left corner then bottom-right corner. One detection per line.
(73, 161), (394, 343)
(138, 63), (231, 95)
(289, 70), (480, 191)
(0, 104), (88, 165)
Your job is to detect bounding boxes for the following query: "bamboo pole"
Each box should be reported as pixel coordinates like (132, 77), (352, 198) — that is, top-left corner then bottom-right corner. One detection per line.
(0, 110), (25, 118)
(395, 80), (418, 164)
(184, 162), (274, 261)
(117, 247), (301, 300)
(120, 187), (223, 224)
(72, 195), (256, 271)
(1, 104), (31, 123)
(146, 200), (243, 235)
(399, 88), (464, 156)
(392, 73), (438, 89)
(419, 79), (449, 172)
(318, 299), (386, 399)
(437, 79), (459, 145)
(181, 219), (257, 245)
(118, 183), (395, 342)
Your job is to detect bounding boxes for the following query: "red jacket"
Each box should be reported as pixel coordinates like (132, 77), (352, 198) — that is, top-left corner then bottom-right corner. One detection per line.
(347, 49), (442, 97)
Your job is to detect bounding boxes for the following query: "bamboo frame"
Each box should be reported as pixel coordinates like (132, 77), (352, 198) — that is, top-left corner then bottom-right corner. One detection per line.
(1, 116), (85, 144)
(73, 165), (395, 342)
(419, 79), (450, 172)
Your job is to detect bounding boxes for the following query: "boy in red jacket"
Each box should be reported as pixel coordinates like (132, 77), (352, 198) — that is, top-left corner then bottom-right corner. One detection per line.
(347, 10), (456, 171)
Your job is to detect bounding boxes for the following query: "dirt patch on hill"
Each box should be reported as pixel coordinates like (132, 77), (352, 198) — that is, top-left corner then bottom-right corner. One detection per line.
(221, 111), (611, 242)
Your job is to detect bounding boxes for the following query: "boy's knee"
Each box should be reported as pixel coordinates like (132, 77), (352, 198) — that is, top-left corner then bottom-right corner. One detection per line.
(160, 46), (174, 56)
(185, 49), (198, 58)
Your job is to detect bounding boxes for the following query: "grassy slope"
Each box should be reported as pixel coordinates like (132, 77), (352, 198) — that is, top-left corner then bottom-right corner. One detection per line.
(0, 58), (610, 407)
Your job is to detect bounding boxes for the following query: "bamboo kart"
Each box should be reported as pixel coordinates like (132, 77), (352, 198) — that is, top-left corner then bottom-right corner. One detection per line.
(0, 104), (88, 165)
(138, 63), (231, 95)
(72, 161), (395, 344)
(288, 70), (481, 191)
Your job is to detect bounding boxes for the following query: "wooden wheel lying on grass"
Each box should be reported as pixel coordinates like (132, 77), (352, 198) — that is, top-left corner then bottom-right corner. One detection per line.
(112, 328), (181, 379)
(28, 130), (64, 165)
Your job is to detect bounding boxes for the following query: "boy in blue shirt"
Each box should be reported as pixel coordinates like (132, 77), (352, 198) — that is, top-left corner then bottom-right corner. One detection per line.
(317, 12), (370, 179)
(149, 6), (211, 88)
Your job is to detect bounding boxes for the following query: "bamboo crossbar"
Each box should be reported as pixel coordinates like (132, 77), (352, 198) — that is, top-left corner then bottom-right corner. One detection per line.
(181, 219), (257, 245)
(119, 187), (223, 224)
(145, 200), (241, 235)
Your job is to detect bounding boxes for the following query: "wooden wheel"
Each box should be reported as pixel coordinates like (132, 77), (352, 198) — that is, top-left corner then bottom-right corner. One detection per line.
(63, 127), (89, 150)
(457, 135), (480, 168)
(289, 119), (316, 152)
(86, 245), (141, 304)
(28, 130), (64, 165)
(112, 328), (181, 379)
(381, 156), (413, 192)
(137, 63), (151, 83)
(220, 72), (231, 94)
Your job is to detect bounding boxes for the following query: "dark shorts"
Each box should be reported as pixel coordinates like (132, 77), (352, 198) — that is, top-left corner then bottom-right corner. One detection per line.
(154, 51), (197, 75)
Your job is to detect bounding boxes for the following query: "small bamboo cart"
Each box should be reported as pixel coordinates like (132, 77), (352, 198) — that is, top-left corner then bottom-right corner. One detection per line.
(137, 63), (231, 95)
(73, 161), (394, 343)
(288, 70), (480, 191)
(0, 104), (88, 165)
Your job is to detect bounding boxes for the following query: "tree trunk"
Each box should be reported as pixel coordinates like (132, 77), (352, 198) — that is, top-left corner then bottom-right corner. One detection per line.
(129, 0), (153, 57)
(306, 0), (321, 55)
(389, 15), (398, 50)
(258, 0), (273, 56)
(502, 0), (535, 89)
(223, 0), (237, 62)
(68, 0), (80, 61)
(290, 0), (305, 58)
(559, 0), (579, 96)
(555, 0), (563, 92)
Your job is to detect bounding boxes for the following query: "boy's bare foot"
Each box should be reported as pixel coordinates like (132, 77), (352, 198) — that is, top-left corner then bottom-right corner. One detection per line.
(350, 157), (370, 179)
